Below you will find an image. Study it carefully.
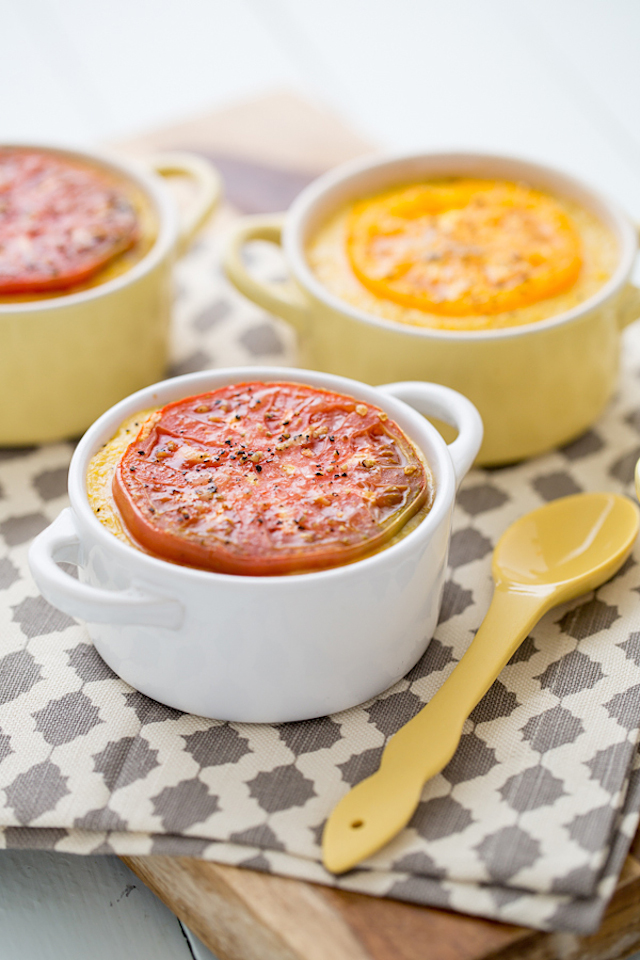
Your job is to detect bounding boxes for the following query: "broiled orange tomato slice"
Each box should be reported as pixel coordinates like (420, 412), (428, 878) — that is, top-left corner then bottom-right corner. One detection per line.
(346, 179), (583, 316)
(113, 382), (432, 576)
(0, 149), (139, 294)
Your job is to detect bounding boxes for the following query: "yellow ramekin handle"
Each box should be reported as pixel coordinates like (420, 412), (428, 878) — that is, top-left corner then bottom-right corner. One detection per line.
(617, 282), (640, 330)
(148, 152), (222, 255)
(223, 215), (310, 333)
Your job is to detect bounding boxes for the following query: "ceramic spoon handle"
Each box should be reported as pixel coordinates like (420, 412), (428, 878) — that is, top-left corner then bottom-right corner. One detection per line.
(322, 585), (551, 874)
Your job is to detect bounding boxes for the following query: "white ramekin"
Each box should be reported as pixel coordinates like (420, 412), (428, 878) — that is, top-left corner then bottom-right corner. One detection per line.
(28, 366), (482, 722)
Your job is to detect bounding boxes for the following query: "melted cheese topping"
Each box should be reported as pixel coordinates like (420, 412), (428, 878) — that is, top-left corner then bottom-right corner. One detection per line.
(307, 178), (617, 332)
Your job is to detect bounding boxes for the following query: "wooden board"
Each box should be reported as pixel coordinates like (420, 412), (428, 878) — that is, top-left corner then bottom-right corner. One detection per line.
(118, 94), (640, 960)
(123, 838), (640, 960)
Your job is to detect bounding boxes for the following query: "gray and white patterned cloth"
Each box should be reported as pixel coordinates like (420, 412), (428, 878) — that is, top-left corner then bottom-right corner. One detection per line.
(1, 202), (640, 935)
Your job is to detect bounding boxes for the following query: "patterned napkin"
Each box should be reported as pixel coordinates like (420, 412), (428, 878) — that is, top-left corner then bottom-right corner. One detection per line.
(1, 198), (640, 936)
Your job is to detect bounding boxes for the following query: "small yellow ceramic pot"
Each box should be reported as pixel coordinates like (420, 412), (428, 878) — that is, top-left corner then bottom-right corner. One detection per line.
(0, 146), (221, 445)
(224, 153), (640, 465)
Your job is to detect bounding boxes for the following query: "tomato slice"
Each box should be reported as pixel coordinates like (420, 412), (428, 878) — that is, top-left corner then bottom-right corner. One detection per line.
(113, 382), (433, 576)
(0, 149), (139, 294)
(346, 179), (582, 316)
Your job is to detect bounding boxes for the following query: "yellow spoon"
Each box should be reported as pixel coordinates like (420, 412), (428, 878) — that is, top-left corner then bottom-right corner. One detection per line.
(323, 492), (639, 875)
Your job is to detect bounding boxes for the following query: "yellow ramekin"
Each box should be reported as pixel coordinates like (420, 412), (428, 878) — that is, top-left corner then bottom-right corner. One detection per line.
(224, 152), (640, 465)
(0, 146), (221, 445)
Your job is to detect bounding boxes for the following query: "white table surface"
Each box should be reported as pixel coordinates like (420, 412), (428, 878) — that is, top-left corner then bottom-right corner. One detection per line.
(1, 2), (640, 956)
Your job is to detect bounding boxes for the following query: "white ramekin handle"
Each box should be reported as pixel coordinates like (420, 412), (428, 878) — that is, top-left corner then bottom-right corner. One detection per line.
(380, 382), (483, 487)
(28, 509), (184, 629)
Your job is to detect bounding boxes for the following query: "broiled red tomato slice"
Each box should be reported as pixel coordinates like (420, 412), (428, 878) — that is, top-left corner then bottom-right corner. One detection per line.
(113, 382), (433, 576)
(0, 149), (139, 294)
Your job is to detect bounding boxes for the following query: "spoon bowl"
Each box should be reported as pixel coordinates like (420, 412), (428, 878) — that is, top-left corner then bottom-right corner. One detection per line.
(494, 492), (639, 597)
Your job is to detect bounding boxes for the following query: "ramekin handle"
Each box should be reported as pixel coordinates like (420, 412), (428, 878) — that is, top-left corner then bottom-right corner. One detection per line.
(28, 509), (184, 629)
(617, 282), (640, 330)
(223, 215), (310, 333)
(380, 382), (483, 487)
(148, 152), (222, 255)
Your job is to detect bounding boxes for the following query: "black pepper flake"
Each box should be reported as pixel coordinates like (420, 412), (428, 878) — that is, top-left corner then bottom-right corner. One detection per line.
(225, 439), (232, 445)
(129, 467), (136, 472)
(255, 464), (262, 473)
(315, 472), (323, 476)
(329, 436), (335, 442)
(235, 414), (241, 420)
(137, 450), (145, 455)
(342, 472), (347, 477)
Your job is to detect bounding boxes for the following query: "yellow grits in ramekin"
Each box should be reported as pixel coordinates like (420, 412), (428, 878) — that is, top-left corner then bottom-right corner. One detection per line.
(306, 178), (617, 333)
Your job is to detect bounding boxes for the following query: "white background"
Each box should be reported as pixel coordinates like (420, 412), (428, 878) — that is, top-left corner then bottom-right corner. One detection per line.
(2, 2), (640, 957)
(3, 0), (640, 214)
